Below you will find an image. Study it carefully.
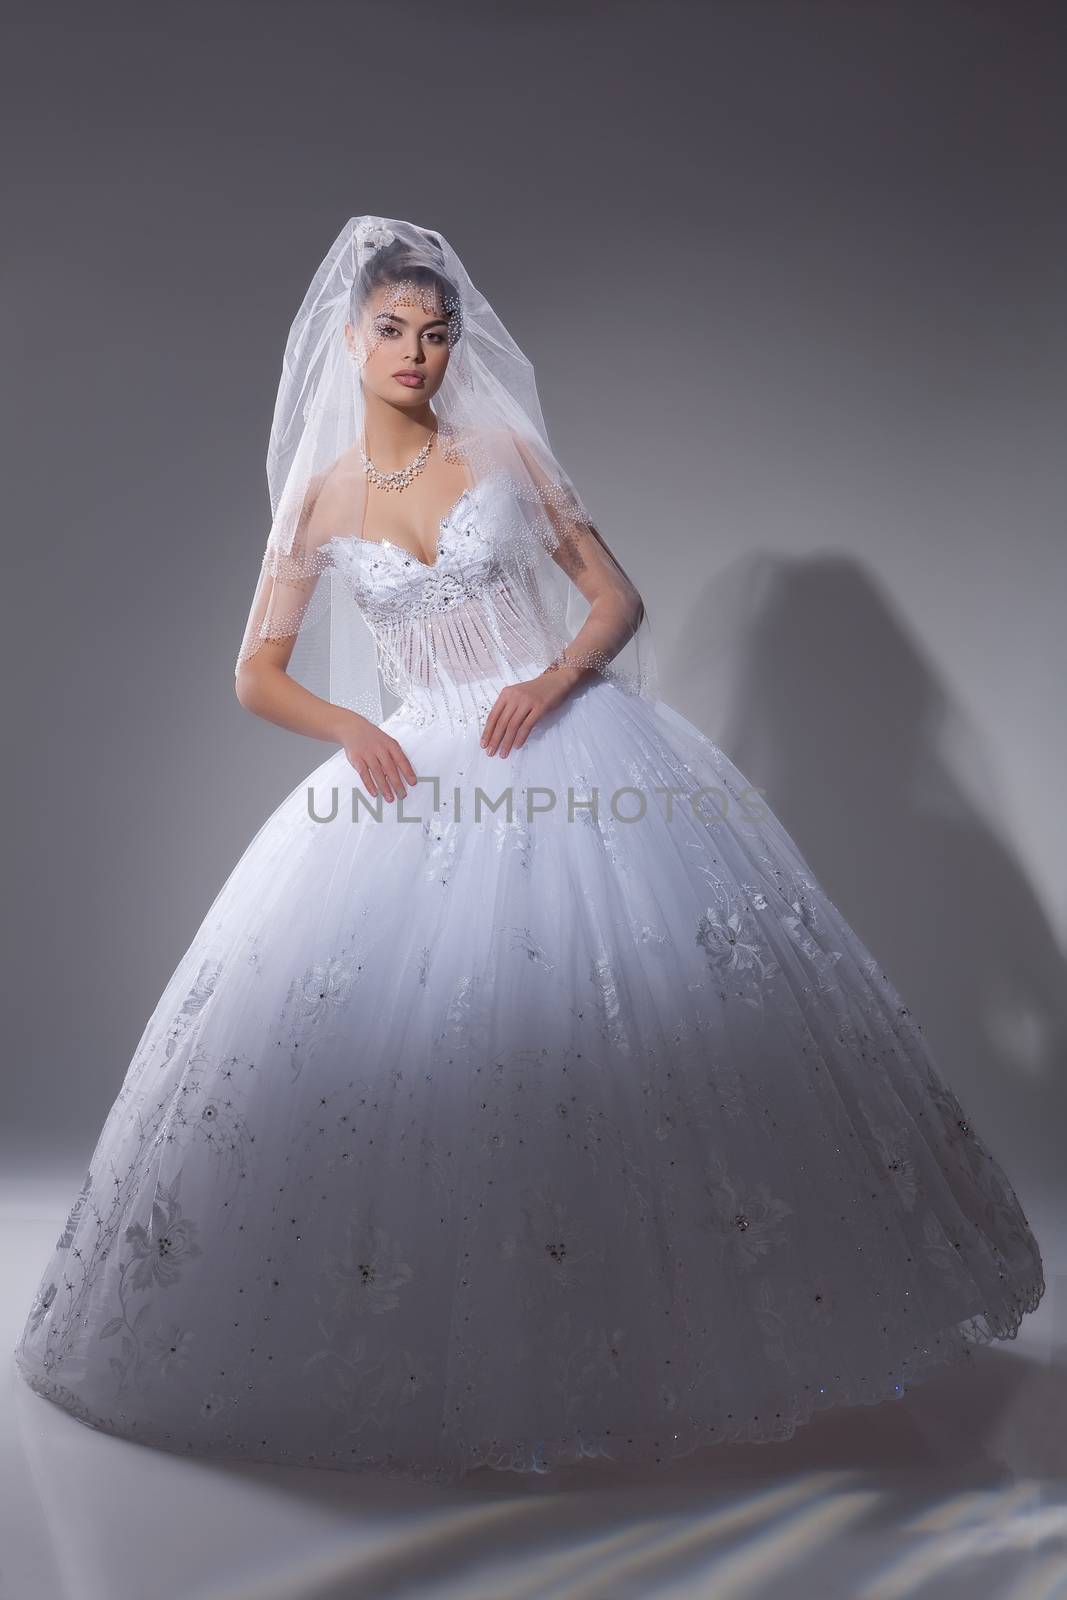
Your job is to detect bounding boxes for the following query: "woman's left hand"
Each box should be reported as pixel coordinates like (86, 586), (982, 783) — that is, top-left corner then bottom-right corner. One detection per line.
(480, 670), (576, 757)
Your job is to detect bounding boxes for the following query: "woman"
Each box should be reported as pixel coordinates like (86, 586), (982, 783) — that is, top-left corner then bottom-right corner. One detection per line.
(13, 217), (1045, 1487)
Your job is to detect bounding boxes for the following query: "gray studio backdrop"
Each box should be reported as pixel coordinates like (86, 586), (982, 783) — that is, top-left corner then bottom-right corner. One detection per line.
(3, 2), (1064, 1253)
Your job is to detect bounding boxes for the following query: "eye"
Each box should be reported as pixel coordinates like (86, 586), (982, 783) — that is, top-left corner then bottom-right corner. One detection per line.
(425, 332), (447, 345)
(375, 323), (400, 337)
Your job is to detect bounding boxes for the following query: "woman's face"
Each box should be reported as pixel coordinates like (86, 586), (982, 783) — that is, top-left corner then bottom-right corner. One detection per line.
(346, 281), (451, 406)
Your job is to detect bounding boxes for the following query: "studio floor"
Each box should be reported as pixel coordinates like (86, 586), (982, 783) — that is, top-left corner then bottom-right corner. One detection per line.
(3, 1160), (1066, 1600)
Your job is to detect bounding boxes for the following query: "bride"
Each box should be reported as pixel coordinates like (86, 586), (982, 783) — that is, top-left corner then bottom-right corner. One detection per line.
(13, 216), (1045, 1487)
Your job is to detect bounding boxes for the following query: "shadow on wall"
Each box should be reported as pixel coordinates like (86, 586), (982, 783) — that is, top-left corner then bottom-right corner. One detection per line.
(662, 546), (1067, 1199)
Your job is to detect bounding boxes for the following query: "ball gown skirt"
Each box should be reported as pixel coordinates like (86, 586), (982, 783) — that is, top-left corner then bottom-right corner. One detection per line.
(12, 671), (1045, 1487)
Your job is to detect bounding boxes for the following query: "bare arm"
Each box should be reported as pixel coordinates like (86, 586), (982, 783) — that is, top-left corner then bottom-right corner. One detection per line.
(235, 632), (353, 743)
(510, 430), (645, 685)
(544, 519), (645, 687)
(234, 479), (417, 801)
(480, 437), (647, 757)
(236, 624), (417, 802)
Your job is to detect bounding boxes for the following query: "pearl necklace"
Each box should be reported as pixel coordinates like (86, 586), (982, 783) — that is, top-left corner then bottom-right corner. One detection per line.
(360, 428), (437, 492)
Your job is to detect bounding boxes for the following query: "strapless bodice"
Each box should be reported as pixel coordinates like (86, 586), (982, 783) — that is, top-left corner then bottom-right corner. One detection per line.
(327, 474), (561, 731)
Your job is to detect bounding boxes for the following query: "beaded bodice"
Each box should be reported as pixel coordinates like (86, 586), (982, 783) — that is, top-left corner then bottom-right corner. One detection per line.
(327, 474), (560, 730)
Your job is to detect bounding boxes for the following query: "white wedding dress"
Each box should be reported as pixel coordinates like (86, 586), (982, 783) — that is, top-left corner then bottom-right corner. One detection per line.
(13, 473), (1045, 1486)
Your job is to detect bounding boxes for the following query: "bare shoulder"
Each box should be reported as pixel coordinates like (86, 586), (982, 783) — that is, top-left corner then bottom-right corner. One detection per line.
(304, 456), (364, 540)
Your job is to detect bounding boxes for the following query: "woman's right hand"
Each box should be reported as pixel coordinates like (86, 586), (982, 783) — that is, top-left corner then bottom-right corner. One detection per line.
(337, 713), (418, 803)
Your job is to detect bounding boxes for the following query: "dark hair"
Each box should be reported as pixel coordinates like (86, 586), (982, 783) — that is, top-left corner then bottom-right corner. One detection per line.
(352, 233), (462, 343)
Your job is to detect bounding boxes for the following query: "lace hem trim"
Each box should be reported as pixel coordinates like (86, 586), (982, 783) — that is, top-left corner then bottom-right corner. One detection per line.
(12, 1266), (1043, 1491)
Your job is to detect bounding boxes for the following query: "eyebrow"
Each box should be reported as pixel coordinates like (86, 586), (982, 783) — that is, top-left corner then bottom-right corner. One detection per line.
(374, 311), (449, 328)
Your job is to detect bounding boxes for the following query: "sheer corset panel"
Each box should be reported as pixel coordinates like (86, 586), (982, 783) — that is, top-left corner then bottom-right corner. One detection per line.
(328, 474), (561, 728)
